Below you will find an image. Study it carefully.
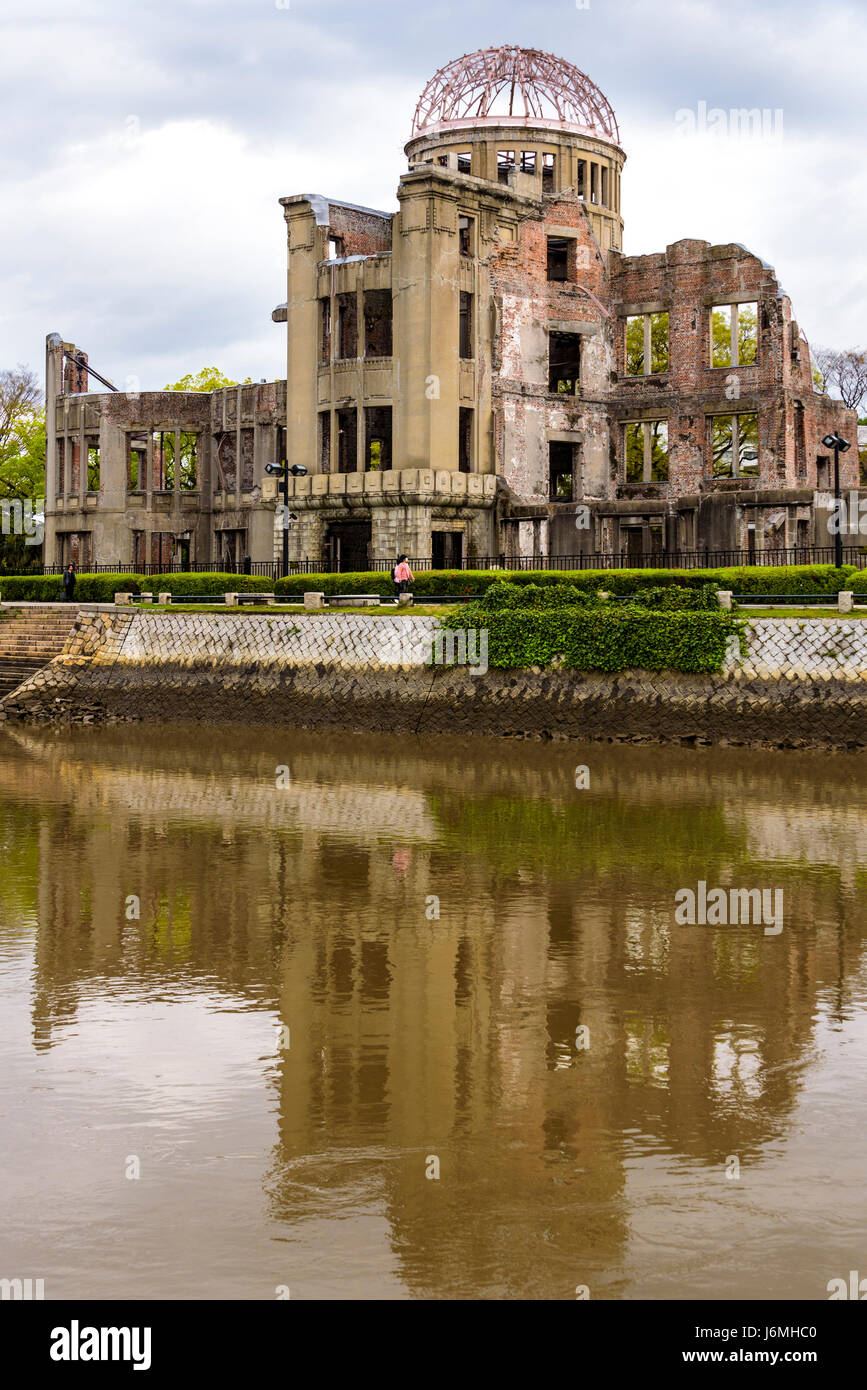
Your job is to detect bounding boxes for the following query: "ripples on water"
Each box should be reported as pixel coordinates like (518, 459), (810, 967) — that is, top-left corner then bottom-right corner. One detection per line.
(1, 724), (867, 1299)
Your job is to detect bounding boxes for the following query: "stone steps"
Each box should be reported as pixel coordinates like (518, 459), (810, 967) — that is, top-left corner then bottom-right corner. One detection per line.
(0, 662), (44, 696)
(0, 610), (76, 697)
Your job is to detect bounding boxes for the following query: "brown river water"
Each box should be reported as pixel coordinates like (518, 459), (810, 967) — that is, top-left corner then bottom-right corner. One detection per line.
(1, 723), (866, 1301)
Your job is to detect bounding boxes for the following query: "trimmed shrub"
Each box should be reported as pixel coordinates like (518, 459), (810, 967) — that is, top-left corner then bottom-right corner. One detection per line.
(626, 583), (721, 611)
(480, 580), (594, 611)
(277, 564), (854, 600)
(0, 571), (278, 602)
(441, 605), (738, 673)
(152, 572), (275, 596)
(274, 571), (395, 598)
(0, 572), (143, 601)
(490, 565), (853, 597)
(842, 570), (867, 593)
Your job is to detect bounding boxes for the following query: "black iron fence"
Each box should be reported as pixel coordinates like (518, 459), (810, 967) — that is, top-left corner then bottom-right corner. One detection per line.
(39, 546), (867, 579)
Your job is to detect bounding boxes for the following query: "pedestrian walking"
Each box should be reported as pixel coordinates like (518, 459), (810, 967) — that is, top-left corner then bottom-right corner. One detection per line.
(62, 563), (76, 602)
(394, 554), (414, 596)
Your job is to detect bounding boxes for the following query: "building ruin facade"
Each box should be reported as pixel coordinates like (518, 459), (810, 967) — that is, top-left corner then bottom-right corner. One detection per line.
(43, 45), (857, 572)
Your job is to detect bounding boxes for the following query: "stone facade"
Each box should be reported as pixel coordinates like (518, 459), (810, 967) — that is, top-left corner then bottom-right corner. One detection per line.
(42, 47), (856, 573)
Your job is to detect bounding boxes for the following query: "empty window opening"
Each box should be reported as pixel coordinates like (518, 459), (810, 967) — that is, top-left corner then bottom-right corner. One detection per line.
(576, 159), (586, 199)
(519, 151), (536, 173)
(590, 163), (599, 204)
(320, 299), (332, 364)
(127, 436), (146, 490)
(710, 412), (759, 478)
(547, 237), (570, 282)
(625, 312), (669, 376)
(458, 215), (475, 257)
(437, 154), (449, 166)
(157, 432), (173, 489)
(796, 518), (809, 551)
(817, 454), (830, 489)
(160, 432), (199, 490)
(175, 434), (198, 489)
(549, 332), (581, 394)
(215, 433), (234, 492)
(457, 151), (472, 174)
(625, 421), (669, 483)
(327, 235), (344, 260)
(319, 412), (331, 473)
(458, 408), (473, 473)
(542, 153), (555, 192)
(337, 408), (358, 473)
(86, 441), (100, 491)
(601, 166), (609, 207)
(623, 527), (644, 562)
(216, 528), (247, 569)
(459, 291), (474, 359)
(56, 438), (65, 494)
(710, 301), (758, 368)
(549, 441), (574, 501)
(365, 406), (392, 471)
(497, 150), (515, 183)
(795, 402), (807, 477)
(363, 289), (392, 357)
(432, 530), (463, 568)
(337, 293), (358, 360)
(213, 431), (250, 491)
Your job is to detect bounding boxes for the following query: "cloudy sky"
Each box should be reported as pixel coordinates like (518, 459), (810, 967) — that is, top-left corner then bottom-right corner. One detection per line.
(2, 0), (864, 392)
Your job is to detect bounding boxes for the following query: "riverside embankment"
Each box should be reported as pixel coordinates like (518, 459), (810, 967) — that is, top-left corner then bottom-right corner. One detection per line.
(3, 605), (867, 747)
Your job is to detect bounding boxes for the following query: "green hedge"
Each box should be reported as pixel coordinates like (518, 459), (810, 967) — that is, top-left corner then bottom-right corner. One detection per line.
(488, 565), (853, 596)
(0, 572), (277, 602)
(441, 606), (738, 673)
(842, 570), (867, 593)
(276, 564), (854, 600)
(0, 572), (143, 601)
(274, 571), (395, 598)
(626, 583), (721, 611)
(480, 580), (596, 611)
(152, 573), (274, 596)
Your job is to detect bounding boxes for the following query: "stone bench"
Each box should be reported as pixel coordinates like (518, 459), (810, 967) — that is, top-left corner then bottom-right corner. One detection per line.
(326, 594), (382, 608)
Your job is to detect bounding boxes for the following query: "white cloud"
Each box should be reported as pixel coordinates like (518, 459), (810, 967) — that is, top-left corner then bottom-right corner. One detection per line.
(1, 0), (865, 385)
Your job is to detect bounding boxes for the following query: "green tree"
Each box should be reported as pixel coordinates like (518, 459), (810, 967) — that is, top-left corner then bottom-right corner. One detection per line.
(161, 367), (252, 490)
(164, 367), (250, 392)
(0, 366), (45, 501)
(0, 367), (44, 572)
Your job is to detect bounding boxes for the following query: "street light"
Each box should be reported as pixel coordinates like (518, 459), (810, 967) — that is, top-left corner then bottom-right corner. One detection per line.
(266, 461), (307, 577)
(822, 433), (851, 568)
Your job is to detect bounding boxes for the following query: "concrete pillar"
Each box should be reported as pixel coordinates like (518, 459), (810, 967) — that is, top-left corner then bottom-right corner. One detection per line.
(838, 590), (854, 612)
(284, 202), (321, 476)
(234, 387), (242, 511)
(43, 333), (63, 567)
(394, 174), (461, 471)
(173, 427), (181, 519)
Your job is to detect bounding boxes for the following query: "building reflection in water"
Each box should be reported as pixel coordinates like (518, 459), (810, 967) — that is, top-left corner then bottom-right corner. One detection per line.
(0, 725), (864, 1298)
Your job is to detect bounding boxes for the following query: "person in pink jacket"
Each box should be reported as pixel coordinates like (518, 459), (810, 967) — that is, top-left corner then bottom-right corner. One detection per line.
(393, 554), (414, 596)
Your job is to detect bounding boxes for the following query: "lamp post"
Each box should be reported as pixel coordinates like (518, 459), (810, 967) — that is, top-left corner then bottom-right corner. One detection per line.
(822, 433), (851, 568)
(265, 461), (307, 578)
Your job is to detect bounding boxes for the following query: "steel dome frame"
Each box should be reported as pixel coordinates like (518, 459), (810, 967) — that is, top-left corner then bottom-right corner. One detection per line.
(411, 46), (619, 143)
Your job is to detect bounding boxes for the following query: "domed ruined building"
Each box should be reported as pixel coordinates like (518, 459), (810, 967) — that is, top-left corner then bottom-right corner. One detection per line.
(44, 45), (855, 572)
